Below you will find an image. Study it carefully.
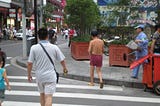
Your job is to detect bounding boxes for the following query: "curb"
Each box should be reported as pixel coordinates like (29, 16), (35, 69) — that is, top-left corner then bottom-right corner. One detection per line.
(16, 57), (143, 89)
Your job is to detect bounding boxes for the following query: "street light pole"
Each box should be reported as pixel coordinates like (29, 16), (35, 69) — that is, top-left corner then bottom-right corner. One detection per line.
(34, 0), (38, 44)
(39, 0), (43, 28)
(22, 0), (27, 58)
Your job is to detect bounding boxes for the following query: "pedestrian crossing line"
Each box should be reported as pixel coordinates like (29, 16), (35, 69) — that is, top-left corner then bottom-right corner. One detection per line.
(6, 91), (160, 103)
(3, 101), (91, 106)
(5, 90), (160, 104)
(9, 82), (123, 91)
(8, 76), (123, 91)
(8, 76), (36, 80)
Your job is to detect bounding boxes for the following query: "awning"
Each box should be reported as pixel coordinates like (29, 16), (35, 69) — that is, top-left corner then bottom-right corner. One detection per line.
(0, 0), (11, 8)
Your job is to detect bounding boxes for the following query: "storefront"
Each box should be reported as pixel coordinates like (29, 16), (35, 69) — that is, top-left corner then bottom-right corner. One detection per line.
(0, 0), (11, 30)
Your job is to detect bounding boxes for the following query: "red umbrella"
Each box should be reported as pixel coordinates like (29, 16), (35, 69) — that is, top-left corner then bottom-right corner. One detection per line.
(130, 54), (152, 70)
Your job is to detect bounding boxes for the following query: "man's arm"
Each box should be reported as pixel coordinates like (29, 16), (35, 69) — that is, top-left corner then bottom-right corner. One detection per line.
(3, 69), (11, 91)
(88, 42), (92, 55)
(27, 62), (33, 82)
(60, 60), (68, 73)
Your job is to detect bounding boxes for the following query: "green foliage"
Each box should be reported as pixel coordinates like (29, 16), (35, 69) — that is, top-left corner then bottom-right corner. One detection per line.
(155, 9), (160, 23)
(99, 26), (134, 37)
(42, 2), (55, 27)
(115, 0), (130, 5)
(110, 39), (130, 45)
(71, 35), (91, 42)
(65, 0), (100, 36)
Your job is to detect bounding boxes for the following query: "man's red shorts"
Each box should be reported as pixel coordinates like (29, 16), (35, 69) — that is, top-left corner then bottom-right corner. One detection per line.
(90, 54), (103, 67)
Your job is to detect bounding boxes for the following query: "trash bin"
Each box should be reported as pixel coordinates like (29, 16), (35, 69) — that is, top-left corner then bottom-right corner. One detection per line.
(27, 37), (35, 56)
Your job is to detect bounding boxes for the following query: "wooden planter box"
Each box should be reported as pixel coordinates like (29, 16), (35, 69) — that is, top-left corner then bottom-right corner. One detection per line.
(109, 44), (133, 67)
(71, 42), (90, 60)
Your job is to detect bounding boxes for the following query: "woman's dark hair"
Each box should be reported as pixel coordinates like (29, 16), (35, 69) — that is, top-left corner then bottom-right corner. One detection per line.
(155, 24), (160, 31)
(38, 28), (48, 40)
(91, 30), (98, 37)
(0, 56), (2, 63)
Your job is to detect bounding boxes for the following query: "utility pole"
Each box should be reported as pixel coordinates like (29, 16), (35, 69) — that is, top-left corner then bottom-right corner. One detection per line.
(34, 0), (38, 44)
(39, 0), (43, 28)
(22, 0), (27, 58)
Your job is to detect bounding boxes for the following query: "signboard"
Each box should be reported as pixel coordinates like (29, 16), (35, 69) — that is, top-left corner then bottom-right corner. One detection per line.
(9, 9), (16, 17)
(0, 0), (11, 8)
(130, 0), (158, 8)
(97, 0), (117, 6)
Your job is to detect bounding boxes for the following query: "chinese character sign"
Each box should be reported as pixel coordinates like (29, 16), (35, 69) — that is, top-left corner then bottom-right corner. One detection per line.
(130, 0), (158, 8)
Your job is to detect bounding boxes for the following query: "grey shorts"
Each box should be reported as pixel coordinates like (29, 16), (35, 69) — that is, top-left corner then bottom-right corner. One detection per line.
(37, 82), (56, 94)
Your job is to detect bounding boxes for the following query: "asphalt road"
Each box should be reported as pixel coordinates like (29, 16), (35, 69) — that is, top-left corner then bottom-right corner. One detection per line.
(0, 39), (160, 106)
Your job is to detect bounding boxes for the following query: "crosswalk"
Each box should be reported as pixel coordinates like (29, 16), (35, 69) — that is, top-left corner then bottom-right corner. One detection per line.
(2, 56), (160, 105)
(2, 75), (160, 106)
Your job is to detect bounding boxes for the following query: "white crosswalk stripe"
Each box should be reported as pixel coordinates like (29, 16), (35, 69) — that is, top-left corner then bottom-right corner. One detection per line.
(4, 57), (12, 67)
(5, 90), (160, 103)
(9, 82), (123, 91)
(3, 101), (91, 106)
(2, 76), (160, 106)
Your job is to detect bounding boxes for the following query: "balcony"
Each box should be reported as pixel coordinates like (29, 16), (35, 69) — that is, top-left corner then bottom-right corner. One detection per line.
(0, 0), (11, 8)
(48, 0), (63, 9)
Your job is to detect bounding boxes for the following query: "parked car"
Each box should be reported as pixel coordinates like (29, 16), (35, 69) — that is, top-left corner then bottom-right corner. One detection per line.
(15, 29), (33, 40)
(15, 29), (23, 40)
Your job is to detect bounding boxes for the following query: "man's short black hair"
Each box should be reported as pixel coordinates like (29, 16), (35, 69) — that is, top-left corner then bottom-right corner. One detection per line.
(91, 30), (98, 37)
(38, 28), (48, 40)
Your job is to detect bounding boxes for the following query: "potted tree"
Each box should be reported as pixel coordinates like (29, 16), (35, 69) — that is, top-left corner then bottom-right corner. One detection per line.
(108, 37), (133, 67)
(64, 0), (100, 60)
(99, 0), (135, 67)
(100, 26), (134, 67)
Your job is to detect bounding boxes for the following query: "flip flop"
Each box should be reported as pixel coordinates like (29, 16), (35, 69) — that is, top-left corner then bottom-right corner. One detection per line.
(88, 82), (94, 86)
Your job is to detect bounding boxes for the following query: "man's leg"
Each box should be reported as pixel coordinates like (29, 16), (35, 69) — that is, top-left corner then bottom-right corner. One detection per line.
(45, 94), (53, 106)
(132, 64), (140, 78)
(96, 67), (103, 88)
(40, 93), (45, 106)
(44, 82), (56, 106)
(96, 67), (103, 83)
(89, 65), (94, 85)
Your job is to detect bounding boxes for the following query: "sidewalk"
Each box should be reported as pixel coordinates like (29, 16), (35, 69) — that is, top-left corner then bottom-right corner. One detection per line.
(16, 36), (144, 89)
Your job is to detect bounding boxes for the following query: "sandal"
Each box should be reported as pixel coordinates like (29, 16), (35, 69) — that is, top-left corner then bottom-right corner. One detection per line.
(88, 82), (94, 86)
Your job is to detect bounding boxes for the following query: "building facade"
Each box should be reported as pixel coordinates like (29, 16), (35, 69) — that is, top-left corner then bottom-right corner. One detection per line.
(97, 0), (159, 26)
(0, 0), (11, 30)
